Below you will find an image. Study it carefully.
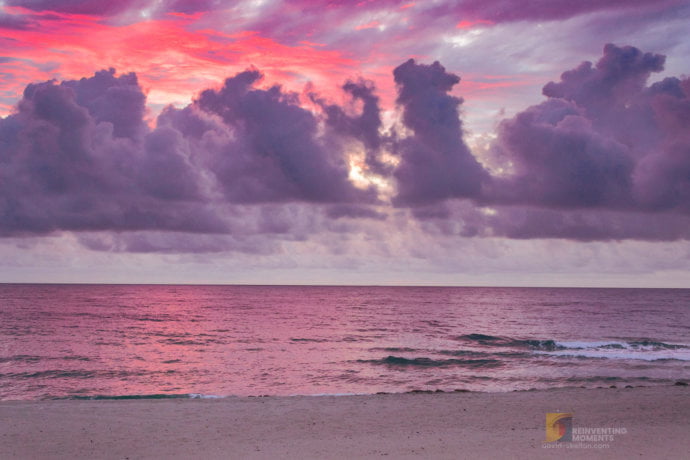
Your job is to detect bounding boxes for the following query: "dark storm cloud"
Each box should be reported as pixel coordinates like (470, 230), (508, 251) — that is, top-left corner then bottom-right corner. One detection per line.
(196, 69), (377, 204)
(391, 59), (489, 207)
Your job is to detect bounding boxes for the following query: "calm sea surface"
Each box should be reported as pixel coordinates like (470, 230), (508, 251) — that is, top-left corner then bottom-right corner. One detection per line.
(1, 284), (688, 400)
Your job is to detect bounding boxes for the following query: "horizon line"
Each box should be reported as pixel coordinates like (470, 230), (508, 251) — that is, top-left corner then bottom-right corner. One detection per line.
(0, 282), (687, 290)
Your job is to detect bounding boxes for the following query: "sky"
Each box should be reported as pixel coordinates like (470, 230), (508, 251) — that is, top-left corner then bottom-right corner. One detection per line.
(1, 0), (689, 287)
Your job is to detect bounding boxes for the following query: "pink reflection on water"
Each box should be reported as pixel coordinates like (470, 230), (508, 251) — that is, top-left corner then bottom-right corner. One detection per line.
(1, 285), (688, 399)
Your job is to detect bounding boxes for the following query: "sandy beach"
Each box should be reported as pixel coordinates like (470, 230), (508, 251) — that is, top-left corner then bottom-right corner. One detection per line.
(1, 385), (687, 459)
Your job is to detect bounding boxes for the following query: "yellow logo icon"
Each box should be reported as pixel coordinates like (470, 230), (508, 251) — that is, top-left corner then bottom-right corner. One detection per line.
(545, 412), (573, 442)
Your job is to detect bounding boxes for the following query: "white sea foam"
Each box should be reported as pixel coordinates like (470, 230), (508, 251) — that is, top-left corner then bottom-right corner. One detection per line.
(536, 348), (690, 361)
(555, 341), (628, 349)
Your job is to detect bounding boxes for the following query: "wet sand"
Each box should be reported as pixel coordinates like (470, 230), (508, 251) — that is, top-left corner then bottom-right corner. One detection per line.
(1, 385), (688, 459)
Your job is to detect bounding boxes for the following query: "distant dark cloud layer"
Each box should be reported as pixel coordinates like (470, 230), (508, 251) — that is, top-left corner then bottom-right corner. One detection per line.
(1, 44), (688, 244)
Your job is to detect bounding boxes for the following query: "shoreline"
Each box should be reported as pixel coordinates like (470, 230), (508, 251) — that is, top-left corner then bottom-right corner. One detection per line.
(7, 380), (686, 401)
(1, 385), (687, 459)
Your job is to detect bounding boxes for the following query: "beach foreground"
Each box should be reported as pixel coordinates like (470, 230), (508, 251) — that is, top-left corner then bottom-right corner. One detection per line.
(1, 386), (687, 459)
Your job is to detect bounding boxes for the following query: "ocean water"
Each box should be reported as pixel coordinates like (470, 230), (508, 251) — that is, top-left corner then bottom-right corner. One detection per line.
(0, 284), (688, 400)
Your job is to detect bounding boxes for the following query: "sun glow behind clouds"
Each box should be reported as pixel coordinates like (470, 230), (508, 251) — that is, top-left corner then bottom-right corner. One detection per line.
(346, 147), (396, 199)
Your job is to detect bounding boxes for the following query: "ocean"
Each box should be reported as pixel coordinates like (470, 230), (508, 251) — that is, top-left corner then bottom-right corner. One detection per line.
(1, 284), (688, 400)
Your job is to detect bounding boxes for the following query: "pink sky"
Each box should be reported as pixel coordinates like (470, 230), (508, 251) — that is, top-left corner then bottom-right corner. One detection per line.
(6, 1), (680, 126)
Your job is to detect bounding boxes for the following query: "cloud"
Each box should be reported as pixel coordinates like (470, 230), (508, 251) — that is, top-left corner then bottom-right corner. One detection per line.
(0, 66), (381, 243)
(434, 203), (690, 241)
(391, 59), (489, 206)
(6, 0), (147, 16)
(76, 231), (280, 254)
(0, 11), (36, 29)
(0, 69), (225, 236)
(195, 69), (378, 204)
(487, 44), (690, 215)
(164, 0), (224, 15)
(487, 98), (636, 208)
(541, 43), (665, 122)
(1, 43), (689, 249)
(325, 205), (387, 221)
(398, 44), (690, 241)
(320, 79), (388, 175)
(453, 0), (683, 23)
(630, 77), (690, 212)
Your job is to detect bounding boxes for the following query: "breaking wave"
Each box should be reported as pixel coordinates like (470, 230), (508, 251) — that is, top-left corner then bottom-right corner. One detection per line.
(456, 334), (690, 361)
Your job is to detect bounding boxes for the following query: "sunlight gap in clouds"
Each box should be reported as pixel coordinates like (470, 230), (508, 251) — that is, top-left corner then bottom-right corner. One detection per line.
(346, 147), (396, 199)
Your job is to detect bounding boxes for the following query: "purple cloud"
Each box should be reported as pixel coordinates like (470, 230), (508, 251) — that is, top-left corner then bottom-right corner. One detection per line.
(164, 0), (224, 15)
(276, 0), (679, 28)
(6, 0), (147, 16)
(0, 70), (225, 235)
(633, 77), (690, 211)
(455, 0), (683, 23)
(398, 44), (690, 241)
(462, 205), (690, 241)
(195, 69), (377, 204)
(541, 44), (665, 124)
(62, 69), (146, 140)
(326, 205), (387, 221)
(0, 66), (382, 241)
(0, 12), (35, 29)
(2, 44), (689, 247)
(487, 98), (636, 208)
(76, 231), (279, 254)
(320, 79), (388, 175)
(488, 44), (690, 214)
(391, 59), (489, 206)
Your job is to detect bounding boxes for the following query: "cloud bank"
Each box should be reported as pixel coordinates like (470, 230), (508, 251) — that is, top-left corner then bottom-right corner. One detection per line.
(488, 44), (690, 212)
(1, 44), (689, 251)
